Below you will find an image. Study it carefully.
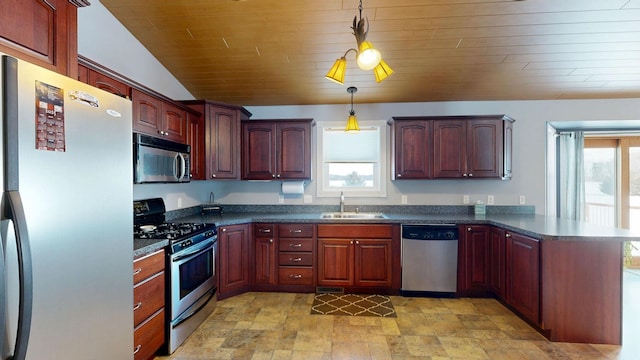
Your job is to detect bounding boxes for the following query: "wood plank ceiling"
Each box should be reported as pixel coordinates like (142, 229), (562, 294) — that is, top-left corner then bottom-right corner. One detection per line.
(100, 0), (640, 106)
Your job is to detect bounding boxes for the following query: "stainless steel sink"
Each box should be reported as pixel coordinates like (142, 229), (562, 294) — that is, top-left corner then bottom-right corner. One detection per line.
(320, 212), (387, 219)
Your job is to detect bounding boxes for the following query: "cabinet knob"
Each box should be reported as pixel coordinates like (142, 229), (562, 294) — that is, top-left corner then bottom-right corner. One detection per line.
(211, 174), (216, 178)
(397, 174), (402, 178)
(269, 238), (274, 243)
(221, 228), (226, 232)
(463, 173), (468, 177)
(350, 240), (354, 244)
(468, 173), (473, 177)
(276, 174), (281, 178)
(355, 240), (360, 245)
(467, 227), (472, 231)
(505, 233), (512, 238)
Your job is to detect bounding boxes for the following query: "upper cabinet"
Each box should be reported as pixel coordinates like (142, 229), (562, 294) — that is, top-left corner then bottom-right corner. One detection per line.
(182, 100), (252, 180)
(242, 119), (313, 180)
(132, 89), (187, 144)
(390, 115), (514, 180)
(78, 63), (131, 99)
(0, 0), (87, 77)
(390, 118), (433, 179)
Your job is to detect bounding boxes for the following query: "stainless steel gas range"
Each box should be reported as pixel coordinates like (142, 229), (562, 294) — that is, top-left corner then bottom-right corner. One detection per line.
(134, 198), (217, 354)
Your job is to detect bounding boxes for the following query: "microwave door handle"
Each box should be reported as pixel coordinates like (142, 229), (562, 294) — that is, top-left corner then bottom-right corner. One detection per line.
(177, 153), (187, 180)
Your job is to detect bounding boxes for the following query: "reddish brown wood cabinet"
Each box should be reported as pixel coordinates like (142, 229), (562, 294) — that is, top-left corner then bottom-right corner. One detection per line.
(389, 118), (433, 179)
(186, 112), (206, 180)
(505, 231), (540, 325)
(0, 0), (86, 77)
(182, 100), (252, 180)
(317, 224), (397, 290)
(133, 250), (165, 360)
(242, 119), (313, 180)
(489, 226), (506, 298)
(218, 224), (251, 299)
(254, 224), (277, 286)
(458, 225), (491, 296)
(277, 224), (315, 288)
(132, 89), (187, 143)
(434, 116), (513, 179)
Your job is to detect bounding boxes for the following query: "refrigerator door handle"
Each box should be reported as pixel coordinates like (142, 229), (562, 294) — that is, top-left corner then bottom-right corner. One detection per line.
(1, 191), (33, 360)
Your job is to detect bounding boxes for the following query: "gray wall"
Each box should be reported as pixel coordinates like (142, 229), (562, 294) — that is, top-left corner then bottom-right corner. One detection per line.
(78, 1), (640, 215)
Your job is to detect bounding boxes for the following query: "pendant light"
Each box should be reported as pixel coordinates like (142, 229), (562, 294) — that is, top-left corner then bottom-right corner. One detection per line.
(345, 86), (359, 132)
(325, 0), (393, 84)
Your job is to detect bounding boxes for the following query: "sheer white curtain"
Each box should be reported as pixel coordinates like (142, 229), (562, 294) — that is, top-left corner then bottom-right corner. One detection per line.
(558, 131), (585, 220)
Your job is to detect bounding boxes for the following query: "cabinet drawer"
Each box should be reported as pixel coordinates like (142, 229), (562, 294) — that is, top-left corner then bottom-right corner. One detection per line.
(278, 252), (313, 266)
(278, 224), (313, 238)
(279, 238), (313, 252)
(133, 272), (165, 327)
(133, 250), (165, 285)
(133, 308), (165, 360)
(278, 267), (313, 285)
(317, 224), (393, 239)
(255, 224), (275, 236)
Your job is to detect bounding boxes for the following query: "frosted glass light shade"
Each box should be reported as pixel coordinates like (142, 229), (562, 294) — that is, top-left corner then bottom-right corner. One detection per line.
(373, 59), (394, 83)
(345, 114), (360, 132)
(356, 41), (381, 70)
(325, 57), (347, 84)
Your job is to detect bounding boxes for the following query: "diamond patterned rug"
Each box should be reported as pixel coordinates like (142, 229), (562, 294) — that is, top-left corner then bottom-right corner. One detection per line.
(310, 293), (397, 317)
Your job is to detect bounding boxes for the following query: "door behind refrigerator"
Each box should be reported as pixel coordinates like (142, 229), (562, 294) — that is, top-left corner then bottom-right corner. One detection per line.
(1, 54), (134, 359)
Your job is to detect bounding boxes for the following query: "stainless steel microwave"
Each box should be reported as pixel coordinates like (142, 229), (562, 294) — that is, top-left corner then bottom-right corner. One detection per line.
(134, 133), (191, 183)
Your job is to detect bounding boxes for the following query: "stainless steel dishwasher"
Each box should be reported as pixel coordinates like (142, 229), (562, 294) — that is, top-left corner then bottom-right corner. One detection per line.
(401, 224), (459, 297)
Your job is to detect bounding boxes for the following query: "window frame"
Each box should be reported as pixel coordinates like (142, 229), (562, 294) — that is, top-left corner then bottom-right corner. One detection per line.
(316, 120), (388, 198)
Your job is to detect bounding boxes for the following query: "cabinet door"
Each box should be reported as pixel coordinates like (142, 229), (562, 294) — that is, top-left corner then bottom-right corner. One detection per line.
(489, 227), (506, 298)
(276, 122), (311, 179)
(466, 119), (502, 178)
(206, 105), (240, 179)
(393, 120), (432, 179)
(162, 102), (187, 143)
(354, 239), (392, 287)
(459, 225), (490, 294)
(254, 224), (277, 285)
(132, 89), (163, 136)
(433, 120), (466, 178)
(0, 0), (79, 76)
(506, 232), (540, 324)
(317, 239), (354, 286)
(503, 120), (513, 179)
(88, 70), (131, 99)
(187, 112), (205, 180)
(218, 224), (250, 298)
(242, 122), (276, 180)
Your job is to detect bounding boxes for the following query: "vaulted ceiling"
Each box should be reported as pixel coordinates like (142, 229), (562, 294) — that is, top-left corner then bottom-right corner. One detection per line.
(101, 0), (640, 106)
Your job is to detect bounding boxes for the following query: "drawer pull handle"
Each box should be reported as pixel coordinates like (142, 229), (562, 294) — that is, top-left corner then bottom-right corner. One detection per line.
(289, 274), (303, 279)
(290, 229), (303, 233)
(260, 229), (272, 233)
(133, 268), (142, 276)
(289, 243), (302, 248)
(134, 345), (141, 355)
(290, 257), (302, 262)
(133, 302), (142, 311)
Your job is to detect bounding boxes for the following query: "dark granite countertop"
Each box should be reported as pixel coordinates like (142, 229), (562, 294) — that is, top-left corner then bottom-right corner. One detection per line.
(134, 204), (640, 258)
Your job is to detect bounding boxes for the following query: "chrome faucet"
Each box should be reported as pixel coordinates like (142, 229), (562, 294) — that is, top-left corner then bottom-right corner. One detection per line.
(340, 191), (345, 213)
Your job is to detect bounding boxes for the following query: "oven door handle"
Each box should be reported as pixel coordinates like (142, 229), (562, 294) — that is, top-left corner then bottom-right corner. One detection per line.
(171, 288), (216, 329)
(172, 239), (215, 262)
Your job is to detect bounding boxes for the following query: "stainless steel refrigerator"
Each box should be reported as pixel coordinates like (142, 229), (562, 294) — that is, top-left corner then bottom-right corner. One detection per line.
(1, 54), (134, 359)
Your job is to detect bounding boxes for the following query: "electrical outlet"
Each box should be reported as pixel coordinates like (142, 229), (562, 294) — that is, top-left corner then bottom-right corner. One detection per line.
(487, 195), (494, 205)
(401, 195), (408, 204)
(463, 195), (470, 204)
(278, 195), (284, 204)
(519, 195), (526, 204)
(304, 195), (312, 203)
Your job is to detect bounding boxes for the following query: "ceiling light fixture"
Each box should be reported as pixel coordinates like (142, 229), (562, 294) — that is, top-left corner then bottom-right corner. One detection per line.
(325, 0), (393, 84)
(345, 86), (359, 132)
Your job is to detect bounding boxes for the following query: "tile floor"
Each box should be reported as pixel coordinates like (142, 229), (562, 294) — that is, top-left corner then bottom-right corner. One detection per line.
(157, 270), (640, 360)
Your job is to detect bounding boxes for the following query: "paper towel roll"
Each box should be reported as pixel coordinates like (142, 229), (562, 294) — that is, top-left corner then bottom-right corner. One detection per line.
(281, 180), (305, 195)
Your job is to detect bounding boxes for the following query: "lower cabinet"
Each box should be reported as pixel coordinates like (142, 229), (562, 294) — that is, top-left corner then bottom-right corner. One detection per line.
(277, 223), (316, 288)
(317, 224), (396, 290)
(489, 226), (506, 298)
(458, 225), (491, 296)
(254, 223), (277, 286)
(133, 250), (165, 360)
(505, 231), (540, 325)
(218, 223), (251, 299)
